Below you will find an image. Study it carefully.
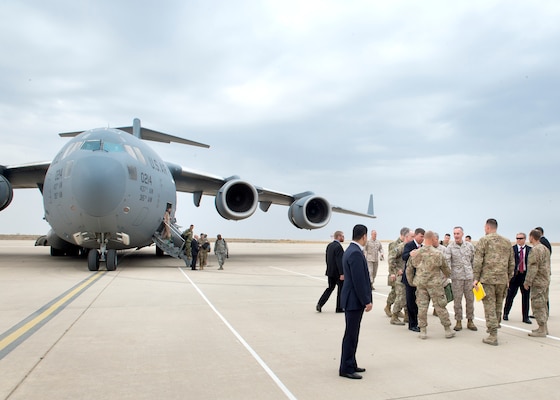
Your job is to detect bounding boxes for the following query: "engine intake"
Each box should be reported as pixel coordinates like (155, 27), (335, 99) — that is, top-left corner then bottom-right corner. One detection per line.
(288, 195), (332, 229)
(215, 179), (258, 220)
(0, 175), (14, 211)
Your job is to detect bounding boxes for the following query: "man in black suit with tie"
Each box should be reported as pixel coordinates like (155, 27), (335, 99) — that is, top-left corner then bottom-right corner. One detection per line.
(339, 224), (372, 380)
(503, 232), (532, 323)
(317, 230), (345, 313)
(402, 228), (425, 332)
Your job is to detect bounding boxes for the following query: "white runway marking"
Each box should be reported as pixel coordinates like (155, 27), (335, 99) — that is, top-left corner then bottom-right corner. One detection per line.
(271, 266), (560, 341)
(178, 267), (297, 400)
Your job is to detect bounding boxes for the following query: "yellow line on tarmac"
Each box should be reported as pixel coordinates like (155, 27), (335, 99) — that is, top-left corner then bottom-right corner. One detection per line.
(0, 271), (104, 353)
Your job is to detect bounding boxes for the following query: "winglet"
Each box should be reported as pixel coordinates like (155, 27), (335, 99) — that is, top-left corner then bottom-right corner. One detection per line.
(367, 194), (374, 216)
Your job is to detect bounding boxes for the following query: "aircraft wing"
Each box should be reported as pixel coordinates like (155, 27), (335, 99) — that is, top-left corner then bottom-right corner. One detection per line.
(166, 162), (375, 228)
(0, 162), (50, 189)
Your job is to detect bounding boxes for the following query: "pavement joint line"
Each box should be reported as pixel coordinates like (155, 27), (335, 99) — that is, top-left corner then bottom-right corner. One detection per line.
(178, 267), (298, 400)
(270, 267), (560, 341)
(0, 271), (106, 360)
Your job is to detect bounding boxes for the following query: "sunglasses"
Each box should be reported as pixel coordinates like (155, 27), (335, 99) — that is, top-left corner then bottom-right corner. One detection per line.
(516, 237), (525, 240)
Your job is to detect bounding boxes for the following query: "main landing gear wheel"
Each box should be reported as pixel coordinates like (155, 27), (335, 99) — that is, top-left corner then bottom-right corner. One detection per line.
(88, 249), (100, 271)
(106, 249), (117, 271)
(156, 246), (164, 257)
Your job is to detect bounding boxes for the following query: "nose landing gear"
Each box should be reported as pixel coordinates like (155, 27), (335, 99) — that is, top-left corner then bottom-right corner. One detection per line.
(87, 234), (118, 271)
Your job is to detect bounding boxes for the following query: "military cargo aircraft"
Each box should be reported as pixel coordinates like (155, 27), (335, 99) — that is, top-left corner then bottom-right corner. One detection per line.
(0, 119), (374, 271)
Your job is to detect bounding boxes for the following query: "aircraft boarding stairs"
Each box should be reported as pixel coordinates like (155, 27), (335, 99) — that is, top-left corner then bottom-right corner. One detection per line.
(152, 221), (190, 266)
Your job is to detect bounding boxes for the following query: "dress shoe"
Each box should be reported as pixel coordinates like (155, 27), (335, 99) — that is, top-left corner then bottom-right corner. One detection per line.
(409, 326), (420, 332)
(316, 304), (322, 313)
(339, 372), (362, 379)
(355, 367), (366, 373)
(523, 318), (533, 324)
(502, 314), (508, 321)
(336, 309), (344, 313)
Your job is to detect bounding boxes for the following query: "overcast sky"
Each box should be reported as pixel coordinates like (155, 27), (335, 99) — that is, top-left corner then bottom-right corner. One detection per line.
(1, 0), (559, 242)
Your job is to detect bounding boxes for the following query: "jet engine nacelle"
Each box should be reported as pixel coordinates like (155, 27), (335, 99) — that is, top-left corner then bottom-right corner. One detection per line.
(215, 179), (259, 220)
(288, 195), (332, 229)
(0, 175), (14, 211)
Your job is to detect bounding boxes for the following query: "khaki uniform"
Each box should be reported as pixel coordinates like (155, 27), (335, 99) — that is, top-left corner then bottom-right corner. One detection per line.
(410, 246), (452, 329)
(473, 232), (515, 333)
(445, 241), (476, 321)
(525, 243), (551, 326)
(364, 239), (384, 287)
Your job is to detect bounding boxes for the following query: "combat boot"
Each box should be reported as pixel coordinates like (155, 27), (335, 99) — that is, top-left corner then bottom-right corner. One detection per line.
(482, 332), (498, 346)
(432, 309), (438, 316)
(403, 310), (409, 324)
(384, 304), (392, 317)
(445, 326), (456, 339)
(453, 320), (462, 331)
(390, 314), (405, 325)
(528, 323), (548, 337)
(467, 319), (478, 331)
(419, 327), (427, 339)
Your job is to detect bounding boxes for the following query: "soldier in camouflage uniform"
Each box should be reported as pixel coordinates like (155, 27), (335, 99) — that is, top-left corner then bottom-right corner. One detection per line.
(473, 218), (515, 346)
(389, 229), (413, 325)
(385, 227), (410, 317)
(524, 229), (551, 337)
(409, 231), (455, 339)
(181, 224), (194, 265)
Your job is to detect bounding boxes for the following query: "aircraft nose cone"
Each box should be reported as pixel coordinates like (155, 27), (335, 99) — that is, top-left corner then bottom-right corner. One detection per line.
(72, 156), (126, 217)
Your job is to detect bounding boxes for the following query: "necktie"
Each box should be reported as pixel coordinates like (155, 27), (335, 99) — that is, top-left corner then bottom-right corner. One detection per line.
(519, 247), (525, 273)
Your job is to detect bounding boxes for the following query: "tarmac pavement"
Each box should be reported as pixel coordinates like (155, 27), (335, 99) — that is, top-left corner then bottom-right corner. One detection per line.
(1, 240), (559, 400)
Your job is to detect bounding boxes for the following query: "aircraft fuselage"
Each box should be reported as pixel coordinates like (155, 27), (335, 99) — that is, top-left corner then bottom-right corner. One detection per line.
(43, 128), (176, 250)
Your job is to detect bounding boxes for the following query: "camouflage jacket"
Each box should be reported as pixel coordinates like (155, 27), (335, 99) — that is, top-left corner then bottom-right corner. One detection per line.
(444, 241), (475, 280)
(473, 233), (514, 284)
(409, 245), (451, 288)
(525, 242), (551, 288)
(388, 240), (405, 276)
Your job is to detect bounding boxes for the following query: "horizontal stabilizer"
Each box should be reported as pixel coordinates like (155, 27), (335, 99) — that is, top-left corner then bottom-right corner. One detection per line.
(59, 119), (210, 149)
(116, 126), (210, 148)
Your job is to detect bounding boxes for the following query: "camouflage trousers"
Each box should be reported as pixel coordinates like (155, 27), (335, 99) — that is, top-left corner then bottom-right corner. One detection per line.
(530, 286), (550, 326)
(198, 251), (208, 268)
(452, 279), (475, 320)
(386, 279), (396, 306)
(416, 286), (451, 328)
(392, 277), (406, 314)
(480, 283), (507, 333)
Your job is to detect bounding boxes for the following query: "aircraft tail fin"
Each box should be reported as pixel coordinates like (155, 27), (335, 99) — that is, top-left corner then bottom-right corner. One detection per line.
(59, 118), (210, 149)
(367, 194), (374, 216)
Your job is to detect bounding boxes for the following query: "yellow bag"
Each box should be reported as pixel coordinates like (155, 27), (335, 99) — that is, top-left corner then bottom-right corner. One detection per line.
(473, 282), (486, 301)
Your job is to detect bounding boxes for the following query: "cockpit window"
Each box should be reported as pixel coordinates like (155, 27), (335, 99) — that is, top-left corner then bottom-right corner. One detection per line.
(103, 141), (124, 152)
(81, 140), (102, 151)
(80, 140), (125, 153)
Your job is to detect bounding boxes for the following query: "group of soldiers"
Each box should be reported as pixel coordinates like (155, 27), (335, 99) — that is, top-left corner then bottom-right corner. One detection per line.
(180, 224), (229, 270)
(384, 219), (552, 345)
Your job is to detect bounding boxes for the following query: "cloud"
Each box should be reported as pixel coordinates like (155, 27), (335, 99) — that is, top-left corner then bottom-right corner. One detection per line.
(1, 0), (560, 242)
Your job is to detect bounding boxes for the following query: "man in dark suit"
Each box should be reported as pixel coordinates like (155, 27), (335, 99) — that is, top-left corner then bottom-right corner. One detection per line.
(317, 230), (345, 313)
(190, 235), (199, 270)
(339, 224), (372, 380)
(503, 232), (532, 323)
(402, 228), (425, 332)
